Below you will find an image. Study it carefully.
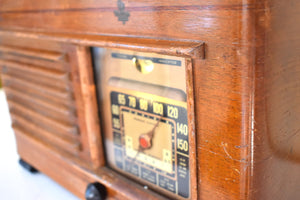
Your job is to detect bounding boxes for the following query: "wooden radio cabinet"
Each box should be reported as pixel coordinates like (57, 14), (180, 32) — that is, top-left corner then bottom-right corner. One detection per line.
(0, 0), (299, 199)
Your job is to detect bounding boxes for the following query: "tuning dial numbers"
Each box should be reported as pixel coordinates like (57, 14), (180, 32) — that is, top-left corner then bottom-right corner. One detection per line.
(109, 91), (190, 198)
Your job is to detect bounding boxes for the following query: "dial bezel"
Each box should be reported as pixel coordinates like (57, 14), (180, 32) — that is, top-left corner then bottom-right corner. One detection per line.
(93, 47), (198, 200)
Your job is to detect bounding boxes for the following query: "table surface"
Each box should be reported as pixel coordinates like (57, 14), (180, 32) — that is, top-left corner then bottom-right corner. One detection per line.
(0, 89), (79, 200)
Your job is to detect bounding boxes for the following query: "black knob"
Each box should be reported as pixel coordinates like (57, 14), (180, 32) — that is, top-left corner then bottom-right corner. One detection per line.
(85, 182), (107, 200)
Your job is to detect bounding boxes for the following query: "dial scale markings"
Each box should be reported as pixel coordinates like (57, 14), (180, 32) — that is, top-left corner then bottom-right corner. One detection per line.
(110, 91), (190, 198)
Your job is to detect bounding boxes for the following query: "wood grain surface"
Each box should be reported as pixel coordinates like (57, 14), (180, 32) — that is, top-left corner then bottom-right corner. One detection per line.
(0, 0), (299, 199)
(252, 0), (300, 199)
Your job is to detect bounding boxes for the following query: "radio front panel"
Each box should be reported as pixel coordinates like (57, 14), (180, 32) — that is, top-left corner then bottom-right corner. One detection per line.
(93, 48), (194, 199)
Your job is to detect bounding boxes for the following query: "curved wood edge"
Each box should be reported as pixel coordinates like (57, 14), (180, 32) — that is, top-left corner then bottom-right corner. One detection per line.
(0, 30), (205, 59)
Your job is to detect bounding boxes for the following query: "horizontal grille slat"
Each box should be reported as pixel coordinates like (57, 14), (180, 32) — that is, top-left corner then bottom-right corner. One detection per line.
(4, 67), (72, 91)
(6, 88), (77, 125)
(8, 101), (79, 136)
(12, 113), (80, 146)
(0, 45), (65, 61)
(3, 83), (75, 109)
(0, 60), (68, 80)
(0, 53), (68, 72)
(1, 74), (73, 100)
(12, 124), (81, 155)
(0, 44), (83, 156)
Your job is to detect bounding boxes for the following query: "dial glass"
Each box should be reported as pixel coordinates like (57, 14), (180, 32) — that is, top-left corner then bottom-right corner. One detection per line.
(93, 48), (191, 199)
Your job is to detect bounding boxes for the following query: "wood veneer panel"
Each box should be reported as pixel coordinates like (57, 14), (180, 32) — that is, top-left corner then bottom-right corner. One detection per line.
(0, 9), (251, 43)
(0, 0), (299, 199)
(252, 0), (300, 199)
(0, 0), (256, 11)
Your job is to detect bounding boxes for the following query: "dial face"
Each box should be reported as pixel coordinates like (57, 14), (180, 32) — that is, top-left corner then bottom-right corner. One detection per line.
(93, 48), (192, 199)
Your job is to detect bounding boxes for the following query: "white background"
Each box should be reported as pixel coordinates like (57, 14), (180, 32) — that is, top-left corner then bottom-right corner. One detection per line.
(0, 89), (79, 200)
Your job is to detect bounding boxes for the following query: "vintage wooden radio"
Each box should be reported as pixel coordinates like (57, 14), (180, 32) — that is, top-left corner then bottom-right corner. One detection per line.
(0, 0), (299, 199)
